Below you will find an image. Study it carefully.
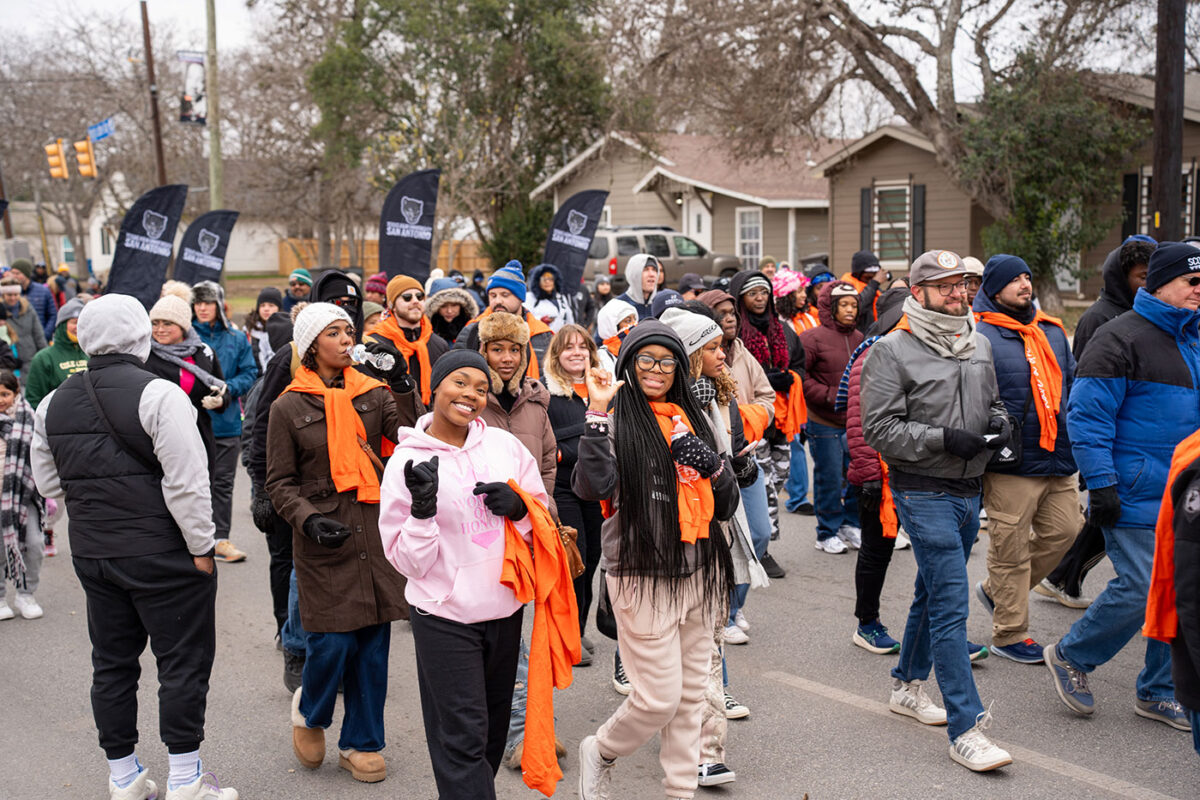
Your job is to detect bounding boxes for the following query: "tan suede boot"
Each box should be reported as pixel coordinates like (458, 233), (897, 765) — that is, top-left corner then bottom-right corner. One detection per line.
(338, 750), (387, 783)
(291, 687), (325, 768)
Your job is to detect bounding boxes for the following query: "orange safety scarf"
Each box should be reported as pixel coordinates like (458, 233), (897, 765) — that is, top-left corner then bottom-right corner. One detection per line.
(282, 366), (388, 503)
(649, 402), (714, 544)
(976, 311), (1065, 451)
(878, 456), (898, 539)
(840, 272), (878, 316)
(602, 333), (622, 359)
(739, 403), (770, 444)
(791, 309), (820, 333)
(772, 369), (808, 441)
(469, 308), (550, 380)
(499, 481), (580, 797)
(1145, 429), (1200, 642)
(368, 315), (435, 405)
(572, 382), (589, 402)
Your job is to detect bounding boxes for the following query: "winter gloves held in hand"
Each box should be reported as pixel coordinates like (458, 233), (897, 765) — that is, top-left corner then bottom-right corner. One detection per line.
(473, 482), (528, 521)
(302, 515), (351, 548)
(404, 456), (440, 519)
(669, 416), (722, 479)
(943, 416), (1011, 461)
(766, 370), (794, 392)
(201, 385), (226, 410)
(251, 491), (275, 533)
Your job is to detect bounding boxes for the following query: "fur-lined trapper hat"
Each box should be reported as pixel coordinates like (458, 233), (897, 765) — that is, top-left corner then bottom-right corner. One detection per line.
(477, 310), (529, 394)
(191, 280), (230, 329)
(425, 285), (479, 321)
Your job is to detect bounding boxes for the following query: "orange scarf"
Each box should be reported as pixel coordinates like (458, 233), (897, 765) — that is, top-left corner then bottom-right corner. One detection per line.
(976, 310), (1065, 451)
(572, 382), (588, 402)
(791, 310), (820, 333)
(368, 315), (434, 405)
(469, 308), (550, 380)
(602, 333), (622, 358)
(739, 403), (770, 444)
(878, 456), (898, 539)
(772, 369), (808, 440)
(500, 481), (580, 797)
(650, 402), (714, 544)
(282, 366), (387, 503)
(1145, 429), (1200, 642)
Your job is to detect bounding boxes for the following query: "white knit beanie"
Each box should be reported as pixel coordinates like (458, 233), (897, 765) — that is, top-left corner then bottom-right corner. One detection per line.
(293, 302), (353, 357)
(660, 307), (721, 356)
(148, 294), (193, 333)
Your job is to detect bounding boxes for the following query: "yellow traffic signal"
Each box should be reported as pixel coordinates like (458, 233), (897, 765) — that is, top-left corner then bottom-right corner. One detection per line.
(44, 139), (69, 180)
(74, 138), (97, 179)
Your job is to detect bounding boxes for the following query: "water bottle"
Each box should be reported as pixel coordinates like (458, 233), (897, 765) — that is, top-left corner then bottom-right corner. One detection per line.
(351, 344), (395, 372)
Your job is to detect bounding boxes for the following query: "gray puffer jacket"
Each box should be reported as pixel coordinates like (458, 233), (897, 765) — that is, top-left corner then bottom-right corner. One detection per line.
(860, 328), (1005, 479)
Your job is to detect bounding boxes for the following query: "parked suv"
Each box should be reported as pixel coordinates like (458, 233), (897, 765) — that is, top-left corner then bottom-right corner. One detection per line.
(585, 226), (742, 292)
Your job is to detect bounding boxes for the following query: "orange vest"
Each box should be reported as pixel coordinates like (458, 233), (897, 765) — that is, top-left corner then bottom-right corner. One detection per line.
(1145, 428), (1200, 642)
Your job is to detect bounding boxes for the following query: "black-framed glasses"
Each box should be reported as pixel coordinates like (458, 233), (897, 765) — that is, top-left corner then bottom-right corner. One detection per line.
(929, 280), (970, 296)
(399, 291), (425, 302)
(635, 354), (677, 373)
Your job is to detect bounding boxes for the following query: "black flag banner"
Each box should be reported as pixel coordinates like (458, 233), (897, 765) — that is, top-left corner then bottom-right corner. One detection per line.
(542, 189), (609, 290)
(106, 184), (188, 309)
(174, 210), (239, 285)
(379, 168), (440, 282)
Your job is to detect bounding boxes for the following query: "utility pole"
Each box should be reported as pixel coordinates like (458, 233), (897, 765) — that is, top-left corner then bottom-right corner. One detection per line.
(206, 0), (223, 210)
(0, 161), (12, 239)
(1152, 0), (1185, 241)
(141, 0), (168, 187)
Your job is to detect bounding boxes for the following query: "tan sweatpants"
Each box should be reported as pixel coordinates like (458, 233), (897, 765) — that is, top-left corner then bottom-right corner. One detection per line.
(597, 572), (714, 799)
(982, 472), (1082, 646)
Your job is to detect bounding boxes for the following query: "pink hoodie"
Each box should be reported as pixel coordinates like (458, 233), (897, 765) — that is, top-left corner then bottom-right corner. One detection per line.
(380, 413), (546, 624)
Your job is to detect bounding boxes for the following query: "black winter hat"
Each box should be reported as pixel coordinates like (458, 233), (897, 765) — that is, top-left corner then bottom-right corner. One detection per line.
(851, 250), (881, 274)
(430, 349), (490, 393)
(1146, 242), (1200, 294)
(257, 286), (283, 308)
(614, 319), (687, 376)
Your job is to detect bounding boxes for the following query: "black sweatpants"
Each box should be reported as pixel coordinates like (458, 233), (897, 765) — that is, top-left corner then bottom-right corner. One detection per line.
(410, 607), (523, 800)
(210, 437), (240, 540)
(1045, 517), (1107, 596)
(557, 493), (604, 634)
(854, 491), (897, 624)
(73, 550), (218, 759)
(263, 506), (294, 634)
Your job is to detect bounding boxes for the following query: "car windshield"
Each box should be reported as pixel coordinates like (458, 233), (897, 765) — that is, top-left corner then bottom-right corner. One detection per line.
(616, 236), (640, 256)
(643, 234), (670, 258)
(674, 236), (704, 257)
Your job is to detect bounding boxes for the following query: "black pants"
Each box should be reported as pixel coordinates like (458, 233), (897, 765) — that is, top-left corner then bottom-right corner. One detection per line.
(264, 505), (294, 635)
(1046, 517), (1107, 596)
(410, 607), (523, 800)
(210, 437), (240, 540)
(558, 492), (604, 634)
(854, 491), (896, 624)
(73, 550), (217, 759)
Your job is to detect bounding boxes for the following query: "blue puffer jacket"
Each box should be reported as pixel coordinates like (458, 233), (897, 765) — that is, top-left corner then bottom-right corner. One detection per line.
(974, 292), (1076, 477)
(194, 319), (259, 438)
(1067, 289), (1200, 529)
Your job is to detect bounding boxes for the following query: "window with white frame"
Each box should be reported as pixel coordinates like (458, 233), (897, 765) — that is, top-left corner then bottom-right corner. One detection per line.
(1139, 167), (1194, 236)
(873, 182), (910, 265)
(61, 235), (75, 263)
(736, 207), (762, 268)
(602, 205), (612, 226)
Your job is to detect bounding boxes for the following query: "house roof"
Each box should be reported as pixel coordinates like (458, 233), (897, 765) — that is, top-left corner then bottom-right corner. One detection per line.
(811, 125), (935, 177)
(1086, 71), (1200, 124)
(530, 132), (838, 208)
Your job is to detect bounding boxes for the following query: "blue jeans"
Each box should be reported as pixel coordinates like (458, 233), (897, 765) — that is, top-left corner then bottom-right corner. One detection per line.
(739, 468), (772, 560)
(1190, 708), (1200, 756)
(1058, 526), (1174, 702)
(807, 419), (860, 540)
(784, 436), (810, 510)
(891, 491), (985, 741)
(281, 568), (309, 657)
(729, 584), (749, 624)
(300, 622), (391, 751)
(504, 637), (531, 756)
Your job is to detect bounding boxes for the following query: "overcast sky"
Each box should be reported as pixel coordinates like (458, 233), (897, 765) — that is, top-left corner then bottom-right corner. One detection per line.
(3, 0), (260, 50)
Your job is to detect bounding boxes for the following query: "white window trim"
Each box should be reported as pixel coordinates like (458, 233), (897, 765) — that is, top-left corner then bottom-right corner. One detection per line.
(735, 205), (763, 269)
(1138, 165), (1194, 237)
(872, 180), (911, 269)
(602, 205), (612, 227)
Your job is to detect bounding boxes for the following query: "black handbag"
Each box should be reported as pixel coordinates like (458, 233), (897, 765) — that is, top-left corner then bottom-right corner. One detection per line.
(595, 569), (619, 640)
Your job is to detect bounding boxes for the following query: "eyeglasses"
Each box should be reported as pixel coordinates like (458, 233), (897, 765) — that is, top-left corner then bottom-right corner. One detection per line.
(635, 354), (677, 373)
(1186, 276), (1200, 287)
(927, 280), (971, 296)
(288, 281), (306, 288)
(399, 291), (425, 302)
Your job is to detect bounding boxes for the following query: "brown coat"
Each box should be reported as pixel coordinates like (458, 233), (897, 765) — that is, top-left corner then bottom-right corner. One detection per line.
(480, 377), (558, 518)
(724, 337), (775, 425)
(265, 384), (409, 633)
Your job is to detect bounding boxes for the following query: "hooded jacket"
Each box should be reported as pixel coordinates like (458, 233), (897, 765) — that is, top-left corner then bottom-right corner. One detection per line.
(24, 301), (89, 411)
(22, 279), (57, 340)
(4, 296), (46, 369)
(799, 281), (864, 426)
(426, 285), (479, 345)
(192, 282), (259, 439)
(525, 263), (575, 332)
(379, 415), (546, 624)
(615, 258), (658, 319)
(1073, 246), (1133, 360)
(1067, 289), (1200, 528)
(728, 270), (805, 377)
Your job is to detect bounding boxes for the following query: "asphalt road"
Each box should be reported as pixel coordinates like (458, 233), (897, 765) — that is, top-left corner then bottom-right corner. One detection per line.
(4, 469), (1199, 799)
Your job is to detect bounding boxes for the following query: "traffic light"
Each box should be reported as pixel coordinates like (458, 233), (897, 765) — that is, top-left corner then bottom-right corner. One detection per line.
(44, 139), (69, 180)
(74, 138), (97, 179)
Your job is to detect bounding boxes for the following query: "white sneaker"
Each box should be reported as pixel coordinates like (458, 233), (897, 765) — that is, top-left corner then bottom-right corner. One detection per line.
(697, 762), (737, 786)
(814, 536), (848, 554)
(836, 525), (863, 549)
(893, 530), (911, 550)
(949, 711), (1012, 772)
(734, 610), (750, 632)
(722, 623), (749, 645)
(578, 735), (614, 800)
(723, 692), (750, 719)
(0, 599), (13, 620)
(889, 678), (947, 725)
(12, 593), (43, 619)
(109, 769), (157, 800)
(164, 771), (238, 800)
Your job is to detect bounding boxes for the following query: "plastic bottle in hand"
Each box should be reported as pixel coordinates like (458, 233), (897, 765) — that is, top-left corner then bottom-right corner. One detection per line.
(351, 343), (395, 372)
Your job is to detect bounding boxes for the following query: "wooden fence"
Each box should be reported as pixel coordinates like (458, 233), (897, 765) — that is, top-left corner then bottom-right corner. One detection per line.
(277, 238), (492, 277)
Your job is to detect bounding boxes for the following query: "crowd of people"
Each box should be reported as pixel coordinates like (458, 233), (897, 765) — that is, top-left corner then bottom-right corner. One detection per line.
(6, 236), (1200, 800)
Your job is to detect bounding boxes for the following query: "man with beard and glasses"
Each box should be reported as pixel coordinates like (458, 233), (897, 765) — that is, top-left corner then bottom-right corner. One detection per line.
(365, 275), (449, 410)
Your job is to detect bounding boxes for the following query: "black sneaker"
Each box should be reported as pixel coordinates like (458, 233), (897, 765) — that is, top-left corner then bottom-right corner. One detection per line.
(283, 650), (305, 693)
(697, 762), (737, 786)
(760, 552), (786, 579)
(612, 651), (631, 696)
(793, 502), (815, 515)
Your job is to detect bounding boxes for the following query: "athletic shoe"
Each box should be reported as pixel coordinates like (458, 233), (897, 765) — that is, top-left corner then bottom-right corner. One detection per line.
(577, 645), (593, 666)
(853, 620), (901, 654)
(697, 762), (737, 786)
(213, 540), (246, 563)
(722, 624), (748, 645)
(612, 652), (631, 696)
(836, 524), (862, 549)
(949, 711), (1012, 772)
(164, 771), (239, 800)
(893, 530), (911, 550)
(12, 592), (42, 619)
(991, 638), (1045, 664)
(1044, 643), (1093, 715)
(788, 501), (815, 516)
(760, 552), (787, 578)
(109, 768), (157, 800)
(889, 678), (947, 725)
(974, 581), (995, 616)
(0, 599), (14, 621)
(578, 735), (614, 800)
(723, 692), (750, 719)
(1033, 578), (1093, 609)
(1135, 698), (1192, 731)
(581, 634), (596, 653)
(734, 610), (750, 632)
(968, 642), (989, 662)
(814, 536), (848, 554)
(283, 650), (305, 694)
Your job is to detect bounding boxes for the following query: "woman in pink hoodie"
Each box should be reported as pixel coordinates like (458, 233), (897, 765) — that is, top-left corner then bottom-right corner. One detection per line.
(379, 349), (549, 799)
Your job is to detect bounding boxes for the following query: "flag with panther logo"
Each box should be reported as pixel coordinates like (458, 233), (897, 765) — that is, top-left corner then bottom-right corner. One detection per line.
(542, 189), (608, 290)
(175, 210), (240, 285)
(107, 184), (188, 309)
(379, 169), (440, 282)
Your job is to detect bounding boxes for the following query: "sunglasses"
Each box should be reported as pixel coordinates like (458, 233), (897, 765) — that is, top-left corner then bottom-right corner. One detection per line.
(634, 354), (677, 374)
(399, 291), (425, 302)
(1187, 276), (1200, 287)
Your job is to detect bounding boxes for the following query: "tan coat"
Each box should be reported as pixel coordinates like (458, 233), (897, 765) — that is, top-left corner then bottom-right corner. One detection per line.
(265, 384), (409, 633)
(480, 377), (558, 518)
(724, 337), (775, 425)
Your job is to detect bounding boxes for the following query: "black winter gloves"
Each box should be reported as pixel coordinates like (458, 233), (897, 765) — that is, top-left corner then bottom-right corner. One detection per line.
(474, 482), (528, 521)
(671, 432), (723, 479)
(861, 480), (882, 502)
(766, 370), (794, 392)
(405, 456), (440, 519)
(302, 515), (352, 548)
(251, 490), (275, 533)
(1088, 486), (1122, 528)
(986, 416), (1012, 449)
(943, 427), (987, 461)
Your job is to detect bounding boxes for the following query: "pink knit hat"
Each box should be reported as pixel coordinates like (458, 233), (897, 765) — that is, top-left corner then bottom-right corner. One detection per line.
(772, 268), (808, 298)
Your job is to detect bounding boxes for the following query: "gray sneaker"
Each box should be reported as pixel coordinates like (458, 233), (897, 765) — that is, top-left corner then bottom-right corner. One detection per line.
(578, 735), (614, 800)
(888, 678), (947, 725)
(1135, 698), (1192, 731)
(1044, 643), (1094, 715)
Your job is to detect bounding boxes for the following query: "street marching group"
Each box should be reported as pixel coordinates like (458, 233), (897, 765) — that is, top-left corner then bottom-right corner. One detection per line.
(3, 233), (1200, 800)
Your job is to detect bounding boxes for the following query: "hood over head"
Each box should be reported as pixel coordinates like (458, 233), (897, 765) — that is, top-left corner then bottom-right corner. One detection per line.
(623, 253), (661, 305)
(819, 280), (861, 331)
(866, 285), (912, 337)
(729, 270), (777, 318)
(596, 299), (638, 340)
(528, 263), (562, 301)
(313, 269), (364, 340)
(426, 285), (479, 321)
(78, 294), (152, 362)
(56, 296), (87, 328)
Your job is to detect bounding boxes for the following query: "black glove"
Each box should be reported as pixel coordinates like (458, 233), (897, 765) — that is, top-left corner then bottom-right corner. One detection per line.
(861, 480), (882, 502)
(251, 490), (275, 533)
(798, 427), (808, 446)
(1088, 486), (1122, 528)
(361, 338), (413, 392)
(670, 432), (723, 478)
(731, 453), (758, 489)
(986, 416), (1012, 449)
(302, 514), (352, 548)
(473, 482), (528, 521)
(942, 427), (987, 461)
(766, 370), (794, 392)
(404, 456), (439, 520)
